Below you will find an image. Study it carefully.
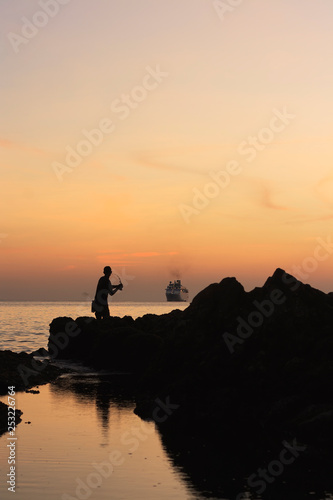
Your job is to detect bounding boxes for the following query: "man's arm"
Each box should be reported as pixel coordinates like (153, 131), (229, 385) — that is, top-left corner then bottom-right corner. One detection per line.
(108, 281), (123, 296)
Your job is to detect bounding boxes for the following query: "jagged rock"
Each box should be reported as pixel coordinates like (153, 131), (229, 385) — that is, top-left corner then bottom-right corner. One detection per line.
(185, 276), (245, 318)
(0, 401), (22, 437)
(0, 350), (60, 395)
(47, 268), (333, 454)
(0, 349), (61, 436)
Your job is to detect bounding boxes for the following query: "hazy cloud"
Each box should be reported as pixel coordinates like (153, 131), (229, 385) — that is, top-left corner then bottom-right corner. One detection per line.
(135, 149), (209, 176)
(0, 137), (46, 155)
(243, 177), (289, 211)
(315, 174), (333, 207)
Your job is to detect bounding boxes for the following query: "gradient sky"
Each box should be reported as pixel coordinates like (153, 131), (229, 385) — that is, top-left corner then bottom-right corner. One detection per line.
(1, 0), (333, 301)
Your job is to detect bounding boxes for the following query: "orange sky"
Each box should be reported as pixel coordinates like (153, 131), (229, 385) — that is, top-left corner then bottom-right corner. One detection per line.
(1, 0), (333, 300)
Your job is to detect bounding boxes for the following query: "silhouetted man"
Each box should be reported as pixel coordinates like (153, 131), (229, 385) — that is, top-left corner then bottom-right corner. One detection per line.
(92, 266), (123, 320)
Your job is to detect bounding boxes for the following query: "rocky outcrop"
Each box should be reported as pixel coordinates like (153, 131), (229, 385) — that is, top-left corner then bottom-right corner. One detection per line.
(47, 269), (333, 455)
(0, 401), (22, 437)
(0, 350), (60, 396)
(48, 310), (183, 371)
(0, 350), (61, 436)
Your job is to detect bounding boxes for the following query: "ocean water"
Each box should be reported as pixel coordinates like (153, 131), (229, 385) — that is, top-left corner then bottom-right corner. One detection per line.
(0, 301), (188, 354)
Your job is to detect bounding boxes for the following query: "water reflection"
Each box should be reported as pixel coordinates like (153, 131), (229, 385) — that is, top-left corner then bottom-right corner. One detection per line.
(1, 376), (196, 500)
(48, 374), (333, 500)
(157, 428), (333, 500)
(96, 382), (112, 435)
(50, 373), (136, 408)
(50, 372), (136, 445)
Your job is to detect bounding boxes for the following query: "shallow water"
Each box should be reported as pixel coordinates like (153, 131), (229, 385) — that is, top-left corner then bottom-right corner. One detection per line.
(1, 373), (332, 500)
(0, 373), (203, 500)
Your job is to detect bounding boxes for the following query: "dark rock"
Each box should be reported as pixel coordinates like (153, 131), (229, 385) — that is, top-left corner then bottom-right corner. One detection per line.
(0, 400), (22, 437)
(31, 347), (49, 357)
(46, 268), (333, 458)
(185, 276), (245, 318)
(0, 350), (60, 396)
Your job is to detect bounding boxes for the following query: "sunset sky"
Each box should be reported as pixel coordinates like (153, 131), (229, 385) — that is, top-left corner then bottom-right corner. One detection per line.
(1, 0), (333, 301)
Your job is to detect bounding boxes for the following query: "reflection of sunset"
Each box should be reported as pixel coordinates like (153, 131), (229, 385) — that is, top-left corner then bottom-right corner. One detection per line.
(2, 1), (333, 300)
(0, 383), (190, 499)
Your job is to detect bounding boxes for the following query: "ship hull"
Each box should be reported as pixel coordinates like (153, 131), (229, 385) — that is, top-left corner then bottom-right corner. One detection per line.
(166, 292), (189, 302)
(165, 279), (189, 302)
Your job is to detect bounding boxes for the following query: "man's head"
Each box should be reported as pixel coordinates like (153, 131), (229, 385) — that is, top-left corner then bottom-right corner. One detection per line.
(103, 266), (112, 277)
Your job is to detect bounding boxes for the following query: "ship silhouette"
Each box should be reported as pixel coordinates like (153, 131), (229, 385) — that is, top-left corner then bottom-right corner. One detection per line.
(165, 280), (189, 302)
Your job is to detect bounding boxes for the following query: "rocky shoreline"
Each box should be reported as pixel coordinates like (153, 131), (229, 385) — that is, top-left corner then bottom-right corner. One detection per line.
(1, 268), (333, 496)
(0, 350), (61, 396)
(0, 401), (22, 437)
(0, 350), (61, 435)
(46, 268), (333, 458)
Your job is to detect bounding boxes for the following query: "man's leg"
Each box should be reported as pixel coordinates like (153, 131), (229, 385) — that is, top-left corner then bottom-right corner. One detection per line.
(102, 305), (110, 320)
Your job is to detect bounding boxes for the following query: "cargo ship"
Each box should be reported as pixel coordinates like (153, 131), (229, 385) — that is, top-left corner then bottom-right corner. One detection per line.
(165, 280), (189, 302)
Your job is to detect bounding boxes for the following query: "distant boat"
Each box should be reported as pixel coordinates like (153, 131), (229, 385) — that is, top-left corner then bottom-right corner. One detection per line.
(165, 280), (189, 302)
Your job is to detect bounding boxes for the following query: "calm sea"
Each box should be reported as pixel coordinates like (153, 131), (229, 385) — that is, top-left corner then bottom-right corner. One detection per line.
(0, 301), (188, 354)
